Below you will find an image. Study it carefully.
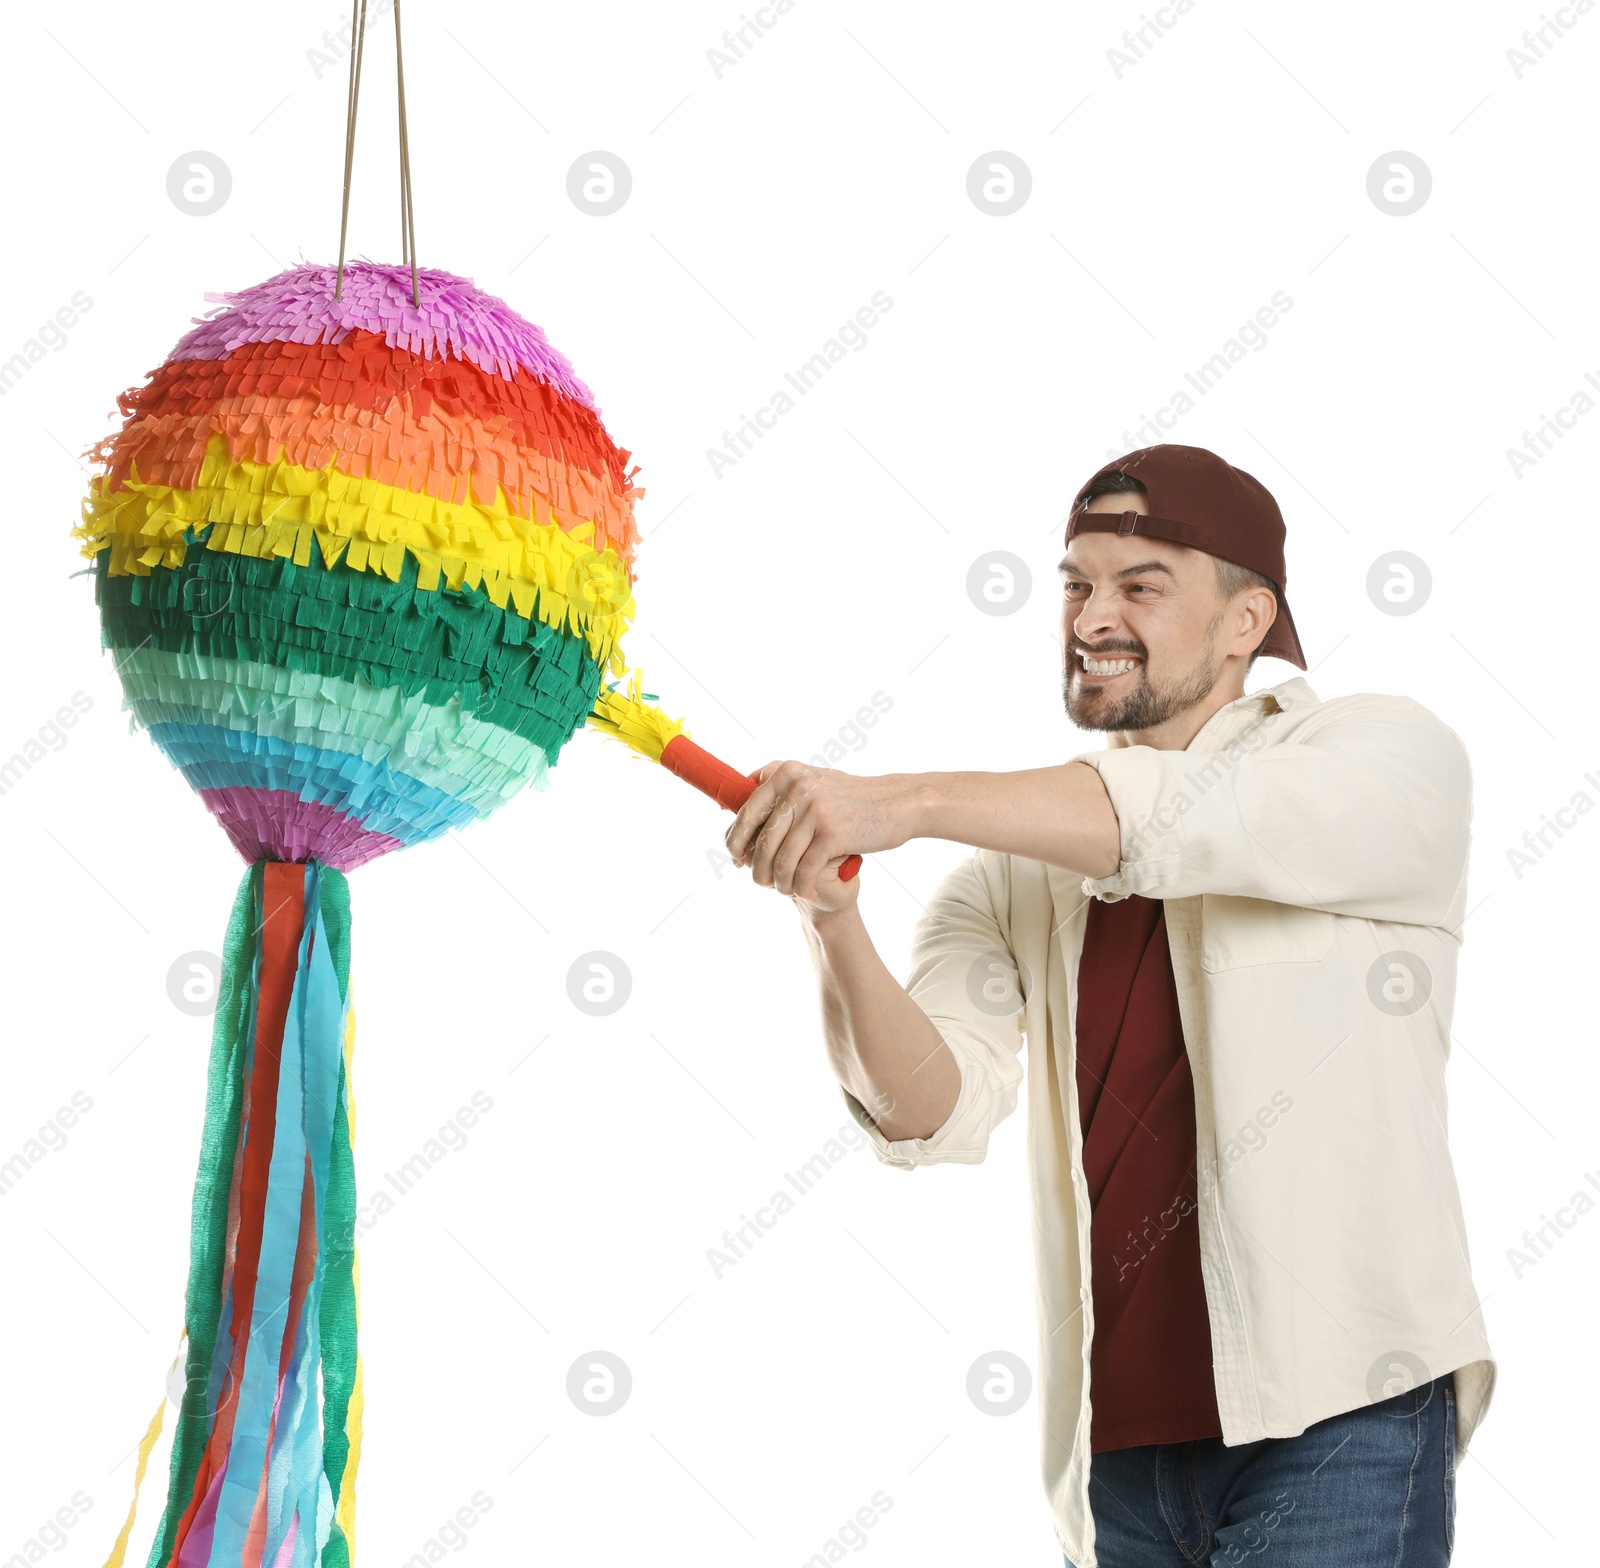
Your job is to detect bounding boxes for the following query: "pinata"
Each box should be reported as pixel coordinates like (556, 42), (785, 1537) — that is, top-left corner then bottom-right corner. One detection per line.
(75, 257), (628, 1566)
(87, 261), (640, 870)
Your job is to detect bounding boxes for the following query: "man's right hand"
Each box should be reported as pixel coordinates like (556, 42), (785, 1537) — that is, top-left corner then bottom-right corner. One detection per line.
(783, 857), (863, 920)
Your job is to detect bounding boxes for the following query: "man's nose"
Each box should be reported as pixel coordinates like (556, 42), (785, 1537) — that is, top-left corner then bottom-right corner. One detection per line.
(1071, 593), (1122, 642)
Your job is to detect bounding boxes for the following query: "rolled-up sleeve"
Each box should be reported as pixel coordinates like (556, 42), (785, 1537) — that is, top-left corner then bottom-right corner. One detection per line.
(1072, 696), (1471, 925)
(841, 849), (1026, 1170)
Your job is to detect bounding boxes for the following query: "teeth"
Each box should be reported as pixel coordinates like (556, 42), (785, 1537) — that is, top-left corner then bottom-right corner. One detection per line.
(1079, 654), (1140, 675)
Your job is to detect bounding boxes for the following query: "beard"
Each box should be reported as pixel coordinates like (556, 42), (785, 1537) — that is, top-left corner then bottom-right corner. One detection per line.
(1062, 616), (1222, 733)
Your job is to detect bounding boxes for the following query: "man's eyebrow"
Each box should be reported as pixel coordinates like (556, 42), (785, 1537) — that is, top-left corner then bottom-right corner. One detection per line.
(1056, 557), (1177, 581)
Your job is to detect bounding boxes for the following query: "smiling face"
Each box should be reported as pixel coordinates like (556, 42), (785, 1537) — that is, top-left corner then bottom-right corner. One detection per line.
(1058, 490), (1277, 741)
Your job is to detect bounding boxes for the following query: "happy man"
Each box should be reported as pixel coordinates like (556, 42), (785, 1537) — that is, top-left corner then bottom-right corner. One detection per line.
(724, 444), (1496, 1567)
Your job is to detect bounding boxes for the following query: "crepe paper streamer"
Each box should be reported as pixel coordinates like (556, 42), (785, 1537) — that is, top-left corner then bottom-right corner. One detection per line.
(588, 671), (863, 882)
(100, 1386), (173, 1568)
(113, 862), (358, 1568)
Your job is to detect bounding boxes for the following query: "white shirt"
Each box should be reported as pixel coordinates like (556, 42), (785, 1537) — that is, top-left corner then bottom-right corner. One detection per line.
(840, 675), (1496, 1566)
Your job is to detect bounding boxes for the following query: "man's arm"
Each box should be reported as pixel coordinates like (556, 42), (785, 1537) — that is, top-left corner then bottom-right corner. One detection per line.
(909, 763), (1122, 876)
(727, 759), (1120, 900)
(728, 697), (1467, 925)
(784, 847), (1026, 1169)
(796, 897), (962, 1143)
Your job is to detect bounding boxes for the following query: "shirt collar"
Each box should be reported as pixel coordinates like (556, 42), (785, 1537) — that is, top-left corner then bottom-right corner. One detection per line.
(1187, 674), (1319, 752)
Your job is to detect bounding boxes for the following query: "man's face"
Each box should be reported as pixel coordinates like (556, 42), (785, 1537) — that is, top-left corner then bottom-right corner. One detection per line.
(1057, 491), (1227, 733)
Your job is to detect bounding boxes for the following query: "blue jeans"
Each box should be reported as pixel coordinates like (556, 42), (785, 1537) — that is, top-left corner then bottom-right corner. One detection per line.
(1066, 1372), (1456, 1567)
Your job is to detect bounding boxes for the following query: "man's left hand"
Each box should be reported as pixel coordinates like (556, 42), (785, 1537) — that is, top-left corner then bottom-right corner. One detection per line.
(726, 762), (920, 899)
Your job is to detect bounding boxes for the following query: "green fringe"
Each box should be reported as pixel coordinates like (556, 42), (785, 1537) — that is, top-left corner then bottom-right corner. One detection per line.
(148, 866), (263, 1568)
(315, 868), (358, 1566)
(95, 536), (603, 757)
(318, 866), (352, 1003)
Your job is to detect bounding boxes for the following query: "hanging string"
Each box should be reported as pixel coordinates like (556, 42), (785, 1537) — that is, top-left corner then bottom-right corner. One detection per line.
(334, 0), (367, 302)
(335, 0), (420, 308)
(394, 0), (419, 307)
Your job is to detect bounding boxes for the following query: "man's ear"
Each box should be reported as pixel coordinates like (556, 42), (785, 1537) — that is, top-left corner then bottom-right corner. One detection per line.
(1232, 586), (1277, 655)
(1252, 586), (1280, 643)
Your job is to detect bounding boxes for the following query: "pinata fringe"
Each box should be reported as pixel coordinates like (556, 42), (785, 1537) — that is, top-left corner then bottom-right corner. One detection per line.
(119, 862), (363, 1568)
(97, 331), (634, 502)
(77, 433), (636, 668)
(118, 648), (549, 816)
(103, 403), (638, 561)
(95, 539), (607, 754)
(165, 263), (597, 405)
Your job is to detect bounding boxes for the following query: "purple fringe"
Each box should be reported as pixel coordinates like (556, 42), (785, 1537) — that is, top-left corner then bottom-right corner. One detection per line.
(166, 262), (597, 407)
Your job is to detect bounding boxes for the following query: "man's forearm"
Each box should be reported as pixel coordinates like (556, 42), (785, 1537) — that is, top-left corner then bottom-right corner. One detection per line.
(906, 761), (1121, 877)
(726, 755), (1121, 901)
(797, 900), (962, 1143)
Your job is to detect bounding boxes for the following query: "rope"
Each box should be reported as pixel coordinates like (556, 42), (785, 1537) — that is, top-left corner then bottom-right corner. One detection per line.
(334, 0), (367, 301)
(394, 0), (419, 307)
(335, 0), (420, 308)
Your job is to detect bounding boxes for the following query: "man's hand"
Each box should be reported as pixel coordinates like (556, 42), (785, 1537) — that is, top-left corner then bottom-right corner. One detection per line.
(726, 762), (920, 905)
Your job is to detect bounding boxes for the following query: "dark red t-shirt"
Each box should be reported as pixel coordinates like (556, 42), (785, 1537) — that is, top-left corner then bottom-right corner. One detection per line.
(1075, 892), (1223, 1452)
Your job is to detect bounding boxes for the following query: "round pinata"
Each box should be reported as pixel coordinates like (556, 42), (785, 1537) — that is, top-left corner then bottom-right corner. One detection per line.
(79, 260), (642, 869)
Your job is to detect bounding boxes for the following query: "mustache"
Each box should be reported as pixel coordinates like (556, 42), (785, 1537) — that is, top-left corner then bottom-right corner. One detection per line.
(1070, 642), (1145, 659)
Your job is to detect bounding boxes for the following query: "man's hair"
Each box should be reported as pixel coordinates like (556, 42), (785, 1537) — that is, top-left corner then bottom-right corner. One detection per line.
(1076, 470), (1276, 668)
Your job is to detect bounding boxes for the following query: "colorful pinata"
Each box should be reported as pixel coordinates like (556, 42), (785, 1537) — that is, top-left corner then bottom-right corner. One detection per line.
(76, 261), (646, 1568)
(81, 260), (642, 869)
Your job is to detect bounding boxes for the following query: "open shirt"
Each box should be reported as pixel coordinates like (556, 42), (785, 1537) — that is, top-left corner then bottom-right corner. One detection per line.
(841, 675), (1497, 1567)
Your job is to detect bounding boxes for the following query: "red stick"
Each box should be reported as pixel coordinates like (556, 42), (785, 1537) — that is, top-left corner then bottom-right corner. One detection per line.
(659, 734), (863, 882)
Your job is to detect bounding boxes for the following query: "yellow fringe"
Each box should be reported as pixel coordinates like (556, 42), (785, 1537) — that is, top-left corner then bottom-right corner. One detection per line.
(338, 1304), (366, 1560)
(586, 666), (689, 763)
(100, 1351), (178, 1568)
(76, 433), (636, 672)
(336, 995), (364, 1559)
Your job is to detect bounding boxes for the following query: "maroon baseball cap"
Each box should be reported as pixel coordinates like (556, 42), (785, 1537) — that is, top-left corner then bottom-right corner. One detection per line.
(1063, 444), (1306, 670)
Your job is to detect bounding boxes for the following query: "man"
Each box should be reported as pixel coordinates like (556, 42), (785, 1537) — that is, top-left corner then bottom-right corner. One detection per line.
(724, 444), (1495, 1567)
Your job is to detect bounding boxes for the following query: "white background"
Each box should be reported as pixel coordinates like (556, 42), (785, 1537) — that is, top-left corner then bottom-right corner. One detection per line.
(1, 0), (1594, 1563)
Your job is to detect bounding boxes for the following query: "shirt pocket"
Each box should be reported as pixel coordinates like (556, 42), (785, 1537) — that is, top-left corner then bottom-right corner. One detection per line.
(1199, 893), (1337, 972)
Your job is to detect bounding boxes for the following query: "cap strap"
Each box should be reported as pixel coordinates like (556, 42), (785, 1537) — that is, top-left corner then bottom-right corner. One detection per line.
(1066, 508), (1216, 552)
